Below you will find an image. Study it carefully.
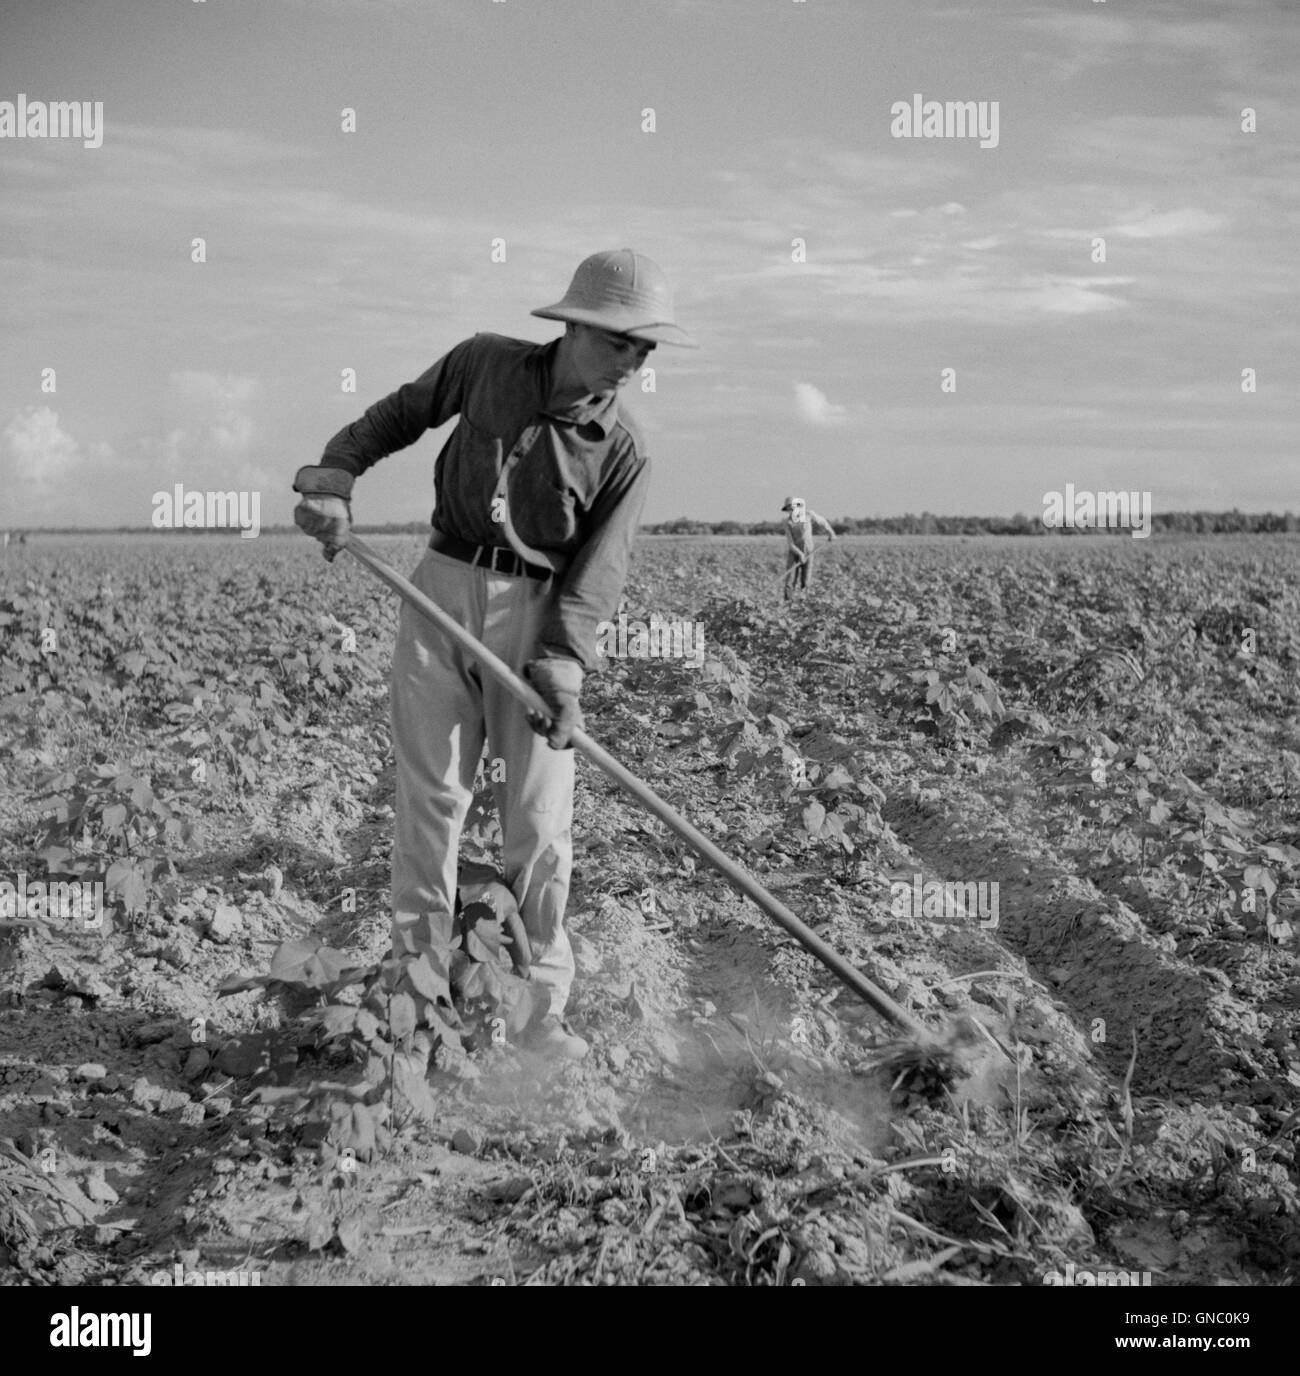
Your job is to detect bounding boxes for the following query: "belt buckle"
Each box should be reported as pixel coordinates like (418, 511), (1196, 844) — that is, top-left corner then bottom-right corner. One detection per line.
(491, 546), (509, 574)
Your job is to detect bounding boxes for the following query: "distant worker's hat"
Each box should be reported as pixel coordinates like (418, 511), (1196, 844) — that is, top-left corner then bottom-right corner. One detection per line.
(532, 249), (698, 348)
(781, 496), (804, 510)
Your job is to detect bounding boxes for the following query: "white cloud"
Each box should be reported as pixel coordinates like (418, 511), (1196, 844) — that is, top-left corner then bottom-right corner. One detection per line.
(170, 371), (258, 404)
(166, 372), (257, 458)
(3, 407), (81, 492)
(0, 411), (116, 521)
(1110, 207), (1227, 239)
(794, 382), (848, 428)
(212, 413), (255, 454)
(1019, 277), (1134, 315)
(110, 123), (315, 169)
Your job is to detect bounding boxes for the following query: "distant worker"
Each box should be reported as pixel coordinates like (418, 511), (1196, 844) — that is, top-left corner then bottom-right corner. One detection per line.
(781, 496), (835, 599)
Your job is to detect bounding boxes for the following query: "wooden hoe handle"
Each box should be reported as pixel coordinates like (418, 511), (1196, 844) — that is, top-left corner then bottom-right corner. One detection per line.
(344, 534), (929, 1040)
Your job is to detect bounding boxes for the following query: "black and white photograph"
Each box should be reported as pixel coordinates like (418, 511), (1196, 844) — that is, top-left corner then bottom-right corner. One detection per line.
(1, 0), (1297, 1324)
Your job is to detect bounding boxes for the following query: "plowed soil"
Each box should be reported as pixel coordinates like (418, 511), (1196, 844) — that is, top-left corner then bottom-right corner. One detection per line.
(2, 533), (1298, 1286)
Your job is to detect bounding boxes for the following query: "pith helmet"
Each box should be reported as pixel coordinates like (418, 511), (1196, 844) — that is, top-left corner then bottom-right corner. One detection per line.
(782, 496), (804, 510)
(532, 248), (698, 348)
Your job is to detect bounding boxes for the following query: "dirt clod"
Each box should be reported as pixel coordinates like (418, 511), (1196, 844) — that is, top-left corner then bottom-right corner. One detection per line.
(451, 1127), (483, 1156)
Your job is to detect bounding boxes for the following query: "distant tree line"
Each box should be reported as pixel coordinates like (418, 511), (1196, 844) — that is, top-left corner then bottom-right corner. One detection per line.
(11, 510), (1299, 538)
(643, 510), (1300, 536)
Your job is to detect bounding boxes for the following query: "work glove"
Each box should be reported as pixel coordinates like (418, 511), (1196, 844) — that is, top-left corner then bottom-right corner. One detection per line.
(524, 657), (584, 751)
(292, 465), (354, 562)
(294, 496), (351, 561)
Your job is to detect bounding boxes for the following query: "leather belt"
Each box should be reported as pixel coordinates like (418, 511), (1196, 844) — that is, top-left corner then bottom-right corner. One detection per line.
(429, 530), (552, 581)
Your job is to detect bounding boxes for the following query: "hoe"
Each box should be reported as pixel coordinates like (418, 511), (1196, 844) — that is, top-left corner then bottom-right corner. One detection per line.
(344, 535), (996, 1095)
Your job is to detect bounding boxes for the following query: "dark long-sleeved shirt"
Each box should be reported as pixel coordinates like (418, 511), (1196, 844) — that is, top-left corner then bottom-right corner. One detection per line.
(319, 333), (650, 670)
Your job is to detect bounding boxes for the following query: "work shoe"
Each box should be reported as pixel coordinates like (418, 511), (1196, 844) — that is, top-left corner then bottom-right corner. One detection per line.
(525, 1016), (589, 1062)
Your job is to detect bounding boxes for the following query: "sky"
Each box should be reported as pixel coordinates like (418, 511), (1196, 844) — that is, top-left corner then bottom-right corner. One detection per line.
(1, 0), (1296, 528)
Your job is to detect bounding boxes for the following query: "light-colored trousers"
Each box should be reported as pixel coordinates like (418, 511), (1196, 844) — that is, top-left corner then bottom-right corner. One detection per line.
(784, 548), (812, 597)
(389, 547), (576, 1013)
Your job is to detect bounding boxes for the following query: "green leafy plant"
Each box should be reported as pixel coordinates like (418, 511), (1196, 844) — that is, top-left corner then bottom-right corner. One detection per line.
(908, 665), (1006, 741)
(785, 764), (887, 877)
(218, 905), (544, 1156)
(32, 757), (199, 913)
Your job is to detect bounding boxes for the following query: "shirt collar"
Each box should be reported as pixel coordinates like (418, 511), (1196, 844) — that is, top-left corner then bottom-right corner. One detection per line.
(535, 339), (621, 437)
